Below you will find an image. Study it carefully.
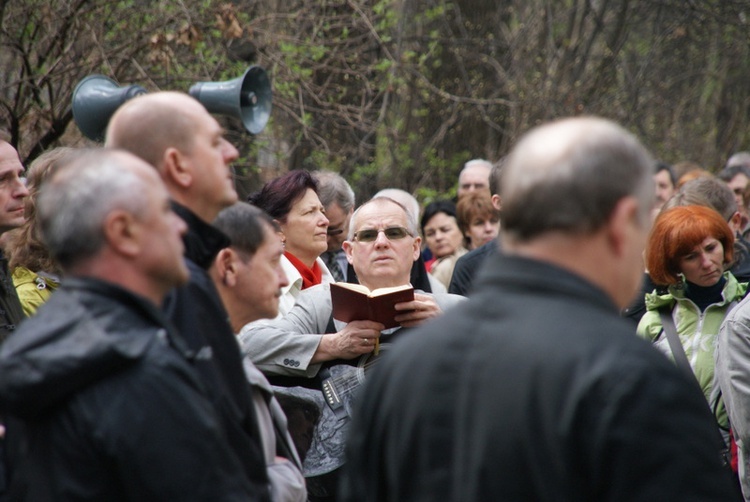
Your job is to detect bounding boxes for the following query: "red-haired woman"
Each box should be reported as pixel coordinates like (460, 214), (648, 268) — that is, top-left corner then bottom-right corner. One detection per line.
(456, 191), (500, 250)
(638, 205), (747, 435)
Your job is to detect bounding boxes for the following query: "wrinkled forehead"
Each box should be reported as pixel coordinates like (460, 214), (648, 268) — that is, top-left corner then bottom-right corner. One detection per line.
(352, 200), (408, 231)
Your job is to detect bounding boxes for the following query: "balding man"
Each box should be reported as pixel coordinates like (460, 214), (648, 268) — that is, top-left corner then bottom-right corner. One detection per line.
(106, 92), (270, 500)
(457, 158), (492, 198)
(0, 149), (256, 500)
(339, 117), (739, 501)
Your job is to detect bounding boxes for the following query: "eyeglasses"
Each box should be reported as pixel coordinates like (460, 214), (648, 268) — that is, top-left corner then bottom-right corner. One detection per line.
(352, 226), (412, 242)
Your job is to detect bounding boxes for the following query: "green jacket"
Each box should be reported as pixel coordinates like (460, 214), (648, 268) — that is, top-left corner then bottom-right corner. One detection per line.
(637, 271), (747, 428)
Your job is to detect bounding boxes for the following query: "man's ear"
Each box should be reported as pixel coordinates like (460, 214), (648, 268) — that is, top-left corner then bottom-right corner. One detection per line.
(104, 210), (140, 257)
(162, 147), (192, 189)
(214, 248), (240, 287)
(412, 235), (422, 262)
(272, 219), (286, 245)
(491, 194), (502, 211)
(729, 211), (743, 234)
(342, 240), (354, 264)
(606, 196), (641, 258)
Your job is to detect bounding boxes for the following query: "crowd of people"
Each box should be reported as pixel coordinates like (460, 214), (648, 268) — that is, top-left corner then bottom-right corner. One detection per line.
(0, 89), (749, 501)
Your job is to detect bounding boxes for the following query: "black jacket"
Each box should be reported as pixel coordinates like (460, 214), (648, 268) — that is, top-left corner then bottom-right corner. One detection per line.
(165, 202), (270, 500)
(340, 253), (740, 501)
(0, 277), (255, 501)
(447, 240), (498, 296)
(0, 251), (25, 344)
(0, 251), (26, 501)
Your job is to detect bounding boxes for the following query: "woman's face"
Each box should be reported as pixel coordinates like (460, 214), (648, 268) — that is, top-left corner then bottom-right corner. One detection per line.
(423, 212), (464, 258)
(279, 188), (329, 265)
(679, 236), (725, 287)
(465, 215), (500, 249)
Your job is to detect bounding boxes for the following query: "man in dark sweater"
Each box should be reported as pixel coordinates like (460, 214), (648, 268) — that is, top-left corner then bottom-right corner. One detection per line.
(107, 93), (271, 500)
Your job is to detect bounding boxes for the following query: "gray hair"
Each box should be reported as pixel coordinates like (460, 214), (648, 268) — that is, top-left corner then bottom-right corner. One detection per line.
(726, 151), (750, 170)
(501, 117), (654, 242)
(312, 171), (355, 213)
(372, 188), (420, 223)
(665, 177), (737, 221)
(38, 149), (151, 269)
(347, 197), (419, 241)
(462, 159), (493, 173)
(213, 202), (276, 256)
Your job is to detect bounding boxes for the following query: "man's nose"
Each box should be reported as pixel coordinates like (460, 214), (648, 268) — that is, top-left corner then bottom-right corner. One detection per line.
(374, 230), (390, 247)
(13, 177), (29, 198)
(222, 139), (239, 162)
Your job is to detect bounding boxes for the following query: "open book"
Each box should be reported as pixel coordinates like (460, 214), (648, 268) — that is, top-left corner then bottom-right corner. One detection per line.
(330, 283), (414, 329)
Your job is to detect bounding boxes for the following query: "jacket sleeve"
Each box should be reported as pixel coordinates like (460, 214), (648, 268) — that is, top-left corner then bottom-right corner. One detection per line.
(91, 358), (260, 501)
(239, 285), (331, 377)
(636, 308), (664, 342)
(717, 302), (750, 501)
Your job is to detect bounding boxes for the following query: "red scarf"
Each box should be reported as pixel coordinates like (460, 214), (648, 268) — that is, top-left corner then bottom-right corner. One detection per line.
(285, 251), (323, 289)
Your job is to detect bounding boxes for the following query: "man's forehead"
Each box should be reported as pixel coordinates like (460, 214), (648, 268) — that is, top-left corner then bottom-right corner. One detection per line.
(353, 201), (407, 229)
(461, 166), (489, 183)
(0, 143), (23, 172)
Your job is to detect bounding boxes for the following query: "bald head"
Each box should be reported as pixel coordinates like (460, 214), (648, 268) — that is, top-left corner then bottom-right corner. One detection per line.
(105, 92), (205, 171)
(501, 117), (653, 243)
(105, 91), (239, 223)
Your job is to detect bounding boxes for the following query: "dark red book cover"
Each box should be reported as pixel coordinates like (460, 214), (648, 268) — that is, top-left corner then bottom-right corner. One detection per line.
(330, 283), (414, 329)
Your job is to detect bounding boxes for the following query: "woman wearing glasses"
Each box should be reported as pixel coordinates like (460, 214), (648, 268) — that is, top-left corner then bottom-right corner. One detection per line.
(248, 170), (334, 318)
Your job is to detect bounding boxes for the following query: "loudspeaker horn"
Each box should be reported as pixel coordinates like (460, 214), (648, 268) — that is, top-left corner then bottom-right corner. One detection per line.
(72, 75), (147, 142)
(189, 65), (272, 135)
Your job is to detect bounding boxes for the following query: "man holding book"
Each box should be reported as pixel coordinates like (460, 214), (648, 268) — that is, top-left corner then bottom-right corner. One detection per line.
(240, 196), (464, 377)
(239, 196), (464, 501)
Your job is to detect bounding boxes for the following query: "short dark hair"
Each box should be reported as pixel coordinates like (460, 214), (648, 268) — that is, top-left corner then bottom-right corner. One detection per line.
(213, 202), (276, 256)
(420, 200), (457, 234)
(247, 170), (319, 222)
(655, 162), (676, 187)
(489, 160), (503, 197)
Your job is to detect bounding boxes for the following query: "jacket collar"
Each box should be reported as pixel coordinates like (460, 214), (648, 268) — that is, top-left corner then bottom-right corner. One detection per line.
(171, 201), (230, 270)
(475, 252), (620, 313)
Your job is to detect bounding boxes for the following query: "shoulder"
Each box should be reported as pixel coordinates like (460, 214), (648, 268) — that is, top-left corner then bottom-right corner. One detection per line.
(431, 292), (467, 310)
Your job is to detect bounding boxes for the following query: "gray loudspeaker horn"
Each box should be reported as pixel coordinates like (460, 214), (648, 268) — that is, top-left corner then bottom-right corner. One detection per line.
(72, 75), (147, 141)
(189, 65), (272, 135)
